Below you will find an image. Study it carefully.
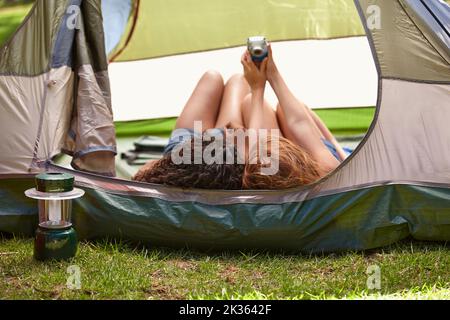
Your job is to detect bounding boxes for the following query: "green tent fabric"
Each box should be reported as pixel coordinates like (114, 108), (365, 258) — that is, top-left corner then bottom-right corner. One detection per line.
(0, 0), (449, 252)
(111, 0), (366, 61)
(2, 174), (449, 252)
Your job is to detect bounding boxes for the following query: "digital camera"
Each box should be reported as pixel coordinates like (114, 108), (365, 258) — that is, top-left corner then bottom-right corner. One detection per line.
(247, 36), (269, 62)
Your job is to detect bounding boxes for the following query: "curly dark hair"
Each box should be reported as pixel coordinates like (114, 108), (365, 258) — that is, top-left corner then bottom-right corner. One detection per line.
(133, 138), (245, 190)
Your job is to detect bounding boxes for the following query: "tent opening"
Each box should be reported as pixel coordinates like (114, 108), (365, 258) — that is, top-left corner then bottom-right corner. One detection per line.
(1, 0), (379, 182)
(98, 0), (379, 180)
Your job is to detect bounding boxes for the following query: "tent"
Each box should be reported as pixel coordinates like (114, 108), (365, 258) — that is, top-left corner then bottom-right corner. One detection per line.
(0, 0), (449, 252)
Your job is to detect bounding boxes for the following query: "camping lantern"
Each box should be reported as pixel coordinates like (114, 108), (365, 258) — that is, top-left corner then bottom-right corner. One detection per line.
(25, 173), (85, 261)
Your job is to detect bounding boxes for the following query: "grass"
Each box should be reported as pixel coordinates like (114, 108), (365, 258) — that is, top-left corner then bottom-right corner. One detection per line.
(0, 237), (448, 300)
(114, 108), (376, 138)
(0, 4), (32, 46)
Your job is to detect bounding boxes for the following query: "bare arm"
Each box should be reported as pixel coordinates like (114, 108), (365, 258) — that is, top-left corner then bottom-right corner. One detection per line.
(241, 52), (270, 130)
(307, 108), (348, 161)
(266, 46), (340, 171)
(246, 89), (267, 129)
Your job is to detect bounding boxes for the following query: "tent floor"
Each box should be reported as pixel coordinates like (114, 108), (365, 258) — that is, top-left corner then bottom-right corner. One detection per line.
(54, 135), (364, 180)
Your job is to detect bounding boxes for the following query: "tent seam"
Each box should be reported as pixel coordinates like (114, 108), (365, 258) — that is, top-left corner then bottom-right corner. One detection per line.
(29, 72), (51, 172)
(381, 76), (450, 85)
(305, 0), (385, 192)
(0, 1), (38, 53)
(109, 0), (141, 62)
(399, 0), (450, 66)
(44, 162), (450, 205)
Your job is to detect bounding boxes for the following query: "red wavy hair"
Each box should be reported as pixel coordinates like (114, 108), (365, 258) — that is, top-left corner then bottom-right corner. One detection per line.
(242, 136), (322, 190)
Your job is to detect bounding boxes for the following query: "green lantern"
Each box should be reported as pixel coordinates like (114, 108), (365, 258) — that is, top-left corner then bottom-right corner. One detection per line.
(25, 173), (84, 261)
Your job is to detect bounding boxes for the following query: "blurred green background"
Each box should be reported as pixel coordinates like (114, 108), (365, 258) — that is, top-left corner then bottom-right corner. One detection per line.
(0, 0), (33, 7)
(0, 1), (33, 45)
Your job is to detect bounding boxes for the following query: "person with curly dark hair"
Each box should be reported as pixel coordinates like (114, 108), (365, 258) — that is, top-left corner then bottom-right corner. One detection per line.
(133, 44), (349, 190)
(133, 138), (245, 190)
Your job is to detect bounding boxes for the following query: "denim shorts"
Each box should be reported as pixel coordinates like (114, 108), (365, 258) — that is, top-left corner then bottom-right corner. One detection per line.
(322, 138), (353, 161)
(163, 128), (352, 161)
(163, 128), (225, 155)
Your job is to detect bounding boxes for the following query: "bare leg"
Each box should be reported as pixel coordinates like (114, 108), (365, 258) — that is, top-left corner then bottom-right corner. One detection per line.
(215, 74), (250, 129)
(307, 109), (348, 161)
(277, 104), (348, 161)
(240, 93), (282, 164)
(242, 94), (281, 132)
(275, 104), (299, 142)
(175, 70), (224, 130)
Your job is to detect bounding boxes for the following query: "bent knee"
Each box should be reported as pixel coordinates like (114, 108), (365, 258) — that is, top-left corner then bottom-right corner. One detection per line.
(226, 73), (245, 85)
(241, 94), (253, 124)
(241, 94), (252, 109)
(202, 70), (224, 84)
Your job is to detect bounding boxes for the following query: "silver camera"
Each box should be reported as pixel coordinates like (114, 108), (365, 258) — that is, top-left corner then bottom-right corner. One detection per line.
(247, 36), (268, 62)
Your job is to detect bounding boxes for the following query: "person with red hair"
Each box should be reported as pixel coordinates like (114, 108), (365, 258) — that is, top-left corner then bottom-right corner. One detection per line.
(134, 45), (348, 190)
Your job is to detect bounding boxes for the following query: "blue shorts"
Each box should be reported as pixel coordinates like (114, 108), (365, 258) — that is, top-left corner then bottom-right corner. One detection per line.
(164, 129), (352, 161)
(322, 138), (353, 161)
(163, 128), (225, 155)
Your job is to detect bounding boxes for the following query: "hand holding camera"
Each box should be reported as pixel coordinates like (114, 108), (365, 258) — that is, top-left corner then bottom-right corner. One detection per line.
(244, 36), (279, 90)
(247, 36), (269, 62)
(241, 50), (268, 91)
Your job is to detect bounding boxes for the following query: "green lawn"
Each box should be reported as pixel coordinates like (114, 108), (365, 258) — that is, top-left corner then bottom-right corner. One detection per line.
(0, 237), (448, 300)
(0, 4), (32, 46)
